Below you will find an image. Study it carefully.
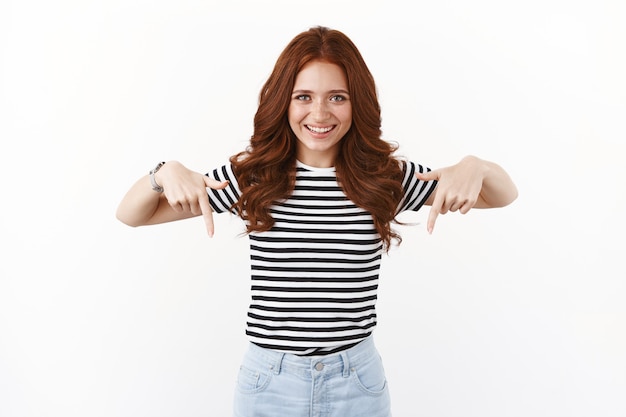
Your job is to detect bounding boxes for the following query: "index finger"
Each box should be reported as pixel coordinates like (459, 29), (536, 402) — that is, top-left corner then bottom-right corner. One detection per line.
(199, 188), (215, 237)
(426, 194), (443, 234)
(200, 178), (230, 237)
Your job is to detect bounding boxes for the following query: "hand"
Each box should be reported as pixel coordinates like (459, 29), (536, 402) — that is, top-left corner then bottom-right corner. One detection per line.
(158, 161), (229, 237)
(415, 156), (484, 234)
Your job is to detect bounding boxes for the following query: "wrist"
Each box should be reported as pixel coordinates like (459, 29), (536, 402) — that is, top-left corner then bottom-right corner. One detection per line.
(461, 155), (488, 175)
(149, 161), (166, 192)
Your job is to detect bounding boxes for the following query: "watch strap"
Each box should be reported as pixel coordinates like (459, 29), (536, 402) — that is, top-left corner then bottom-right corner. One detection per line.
(149, 161), (166, 193)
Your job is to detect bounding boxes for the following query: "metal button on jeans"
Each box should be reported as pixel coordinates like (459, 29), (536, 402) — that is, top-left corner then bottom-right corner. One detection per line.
(315, 362), (324, 371)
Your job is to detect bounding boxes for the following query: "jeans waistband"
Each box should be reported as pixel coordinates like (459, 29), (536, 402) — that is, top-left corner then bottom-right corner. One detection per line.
(245, 336), (377, 379)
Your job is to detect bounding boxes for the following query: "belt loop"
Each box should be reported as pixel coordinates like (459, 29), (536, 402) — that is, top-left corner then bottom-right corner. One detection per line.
(340, 352), (350, 378)
(272, 352), (285, 375)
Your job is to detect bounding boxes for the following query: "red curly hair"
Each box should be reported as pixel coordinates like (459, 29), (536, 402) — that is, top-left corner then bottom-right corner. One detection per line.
(230, 26), (405, 250)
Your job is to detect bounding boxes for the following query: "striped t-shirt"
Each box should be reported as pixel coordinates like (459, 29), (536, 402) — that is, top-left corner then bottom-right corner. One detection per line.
(207, 160), (436, 355)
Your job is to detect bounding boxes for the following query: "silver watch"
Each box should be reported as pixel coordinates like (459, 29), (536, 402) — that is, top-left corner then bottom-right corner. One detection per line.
(149, 161), (166, 193)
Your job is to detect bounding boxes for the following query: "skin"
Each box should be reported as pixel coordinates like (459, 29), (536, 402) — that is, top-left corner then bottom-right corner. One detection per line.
(115, 161), (229, 236)
(288, 60), (352, 168)
(418, 155), (518, 233)
(116, 61), (518, 236)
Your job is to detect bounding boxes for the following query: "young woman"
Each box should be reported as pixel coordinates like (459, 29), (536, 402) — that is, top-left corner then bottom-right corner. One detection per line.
(117, 26), (517, 417)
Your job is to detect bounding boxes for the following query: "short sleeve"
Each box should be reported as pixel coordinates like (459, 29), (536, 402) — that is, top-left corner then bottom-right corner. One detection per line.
(396, 160), (437, 213)
(205, 164), (241, 214)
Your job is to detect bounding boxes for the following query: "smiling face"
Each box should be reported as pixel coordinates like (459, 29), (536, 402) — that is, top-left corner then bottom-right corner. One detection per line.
(288, 60), (352, 168)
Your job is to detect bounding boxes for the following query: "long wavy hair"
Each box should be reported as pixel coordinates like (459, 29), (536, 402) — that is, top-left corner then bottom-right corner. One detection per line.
(230, 26), (405, 250)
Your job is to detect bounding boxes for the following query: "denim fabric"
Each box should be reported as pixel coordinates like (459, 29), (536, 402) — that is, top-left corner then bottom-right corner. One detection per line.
(232, 336), (392, 417)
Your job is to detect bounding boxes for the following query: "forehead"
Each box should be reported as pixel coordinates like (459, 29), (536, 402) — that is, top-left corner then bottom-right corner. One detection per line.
(294, 60), (348, 88)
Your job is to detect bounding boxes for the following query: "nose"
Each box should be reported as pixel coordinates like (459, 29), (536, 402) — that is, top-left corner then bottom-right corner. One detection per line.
(311, 99), (329, 121)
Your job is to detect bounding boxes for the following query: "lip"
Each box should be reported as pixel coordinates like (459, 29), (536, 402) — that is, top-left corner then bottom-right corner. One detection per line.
(306, 125), (335, 136)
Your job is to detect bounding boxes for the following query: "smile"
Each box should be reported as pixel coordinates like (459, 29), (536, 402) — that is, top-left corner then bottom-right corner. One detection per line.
(306, 125), (334, 133)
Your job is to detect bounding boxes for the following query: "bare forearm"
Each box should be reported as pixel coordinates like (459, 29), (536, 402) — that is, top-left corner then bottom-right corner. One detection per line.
(468, 156), (518, 208)
(116, 160), (227, 233)
(116, 175), (165, 227)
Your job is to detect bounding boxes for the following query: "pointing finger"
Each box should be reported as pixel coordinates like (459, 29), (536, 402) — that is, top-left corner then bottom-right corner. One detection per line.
(427, 193), (444, 234)
(198, 190), (216, 237)
(200, 178), (229, 237)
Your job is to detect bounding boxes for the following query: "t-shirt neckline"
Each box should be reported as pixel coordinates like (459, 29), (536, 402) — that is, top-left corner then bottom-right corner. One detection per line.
(296, 160), (336, 173)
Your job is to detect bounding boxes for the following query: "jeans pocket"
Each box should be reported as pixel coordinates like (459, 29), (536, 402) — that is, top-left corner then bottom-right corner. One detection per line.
(351, 354), (388, 395)
(236, 364), (272, 394)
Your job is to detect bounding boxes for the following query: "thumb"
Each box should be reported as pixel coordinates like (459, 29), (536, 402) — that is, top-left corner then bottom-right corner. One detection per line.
(203, 176), (230, 190)
(415, 169), (440, 182)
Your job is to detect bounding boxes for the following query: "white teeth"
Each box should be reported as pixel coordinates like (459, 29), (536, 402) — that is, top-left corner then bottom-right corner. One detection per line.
(307, 125), (332, 133)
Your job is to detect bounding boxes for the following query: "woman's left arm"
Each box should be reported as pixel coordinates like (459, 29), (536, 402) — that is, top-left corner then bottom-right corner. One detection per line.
(416, 155), (518, 233)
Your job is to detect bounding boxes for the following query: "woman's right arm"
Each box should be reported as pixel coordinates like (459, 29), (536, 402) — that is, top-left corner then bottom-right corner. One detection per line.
(116, 160), (229, 236)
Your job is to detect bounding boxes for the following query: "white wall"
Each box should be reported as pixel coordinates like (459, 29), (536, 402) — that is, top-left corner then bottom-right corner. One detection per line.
(1, 1), (625, 416)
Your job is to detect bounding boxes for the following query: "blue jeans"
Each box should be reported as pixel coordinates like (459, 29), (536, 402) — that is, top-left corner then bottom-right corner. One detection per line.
(232, 336), (392, 417)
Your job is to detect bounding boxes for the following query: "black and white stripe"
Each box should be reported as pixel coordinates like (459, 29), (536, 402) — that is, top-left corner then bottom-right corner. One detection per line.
(207, 160), (435, 355)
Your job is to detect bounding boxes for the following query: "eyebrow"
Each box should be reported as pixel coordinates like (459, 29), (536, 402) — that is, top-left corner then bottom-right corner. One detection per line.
(292, 89), (350, 95)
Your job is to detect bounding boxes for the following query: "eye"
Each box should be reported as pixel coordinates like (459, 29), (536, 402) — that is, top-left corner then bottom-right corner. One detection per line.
(330, 95), (348, 102)
(293, 94), (311, 101)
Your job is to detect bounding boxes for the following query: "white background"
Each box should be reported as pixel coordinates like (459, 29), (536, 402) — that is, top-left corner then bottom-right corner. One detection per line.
(1, 1), (625, 416)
